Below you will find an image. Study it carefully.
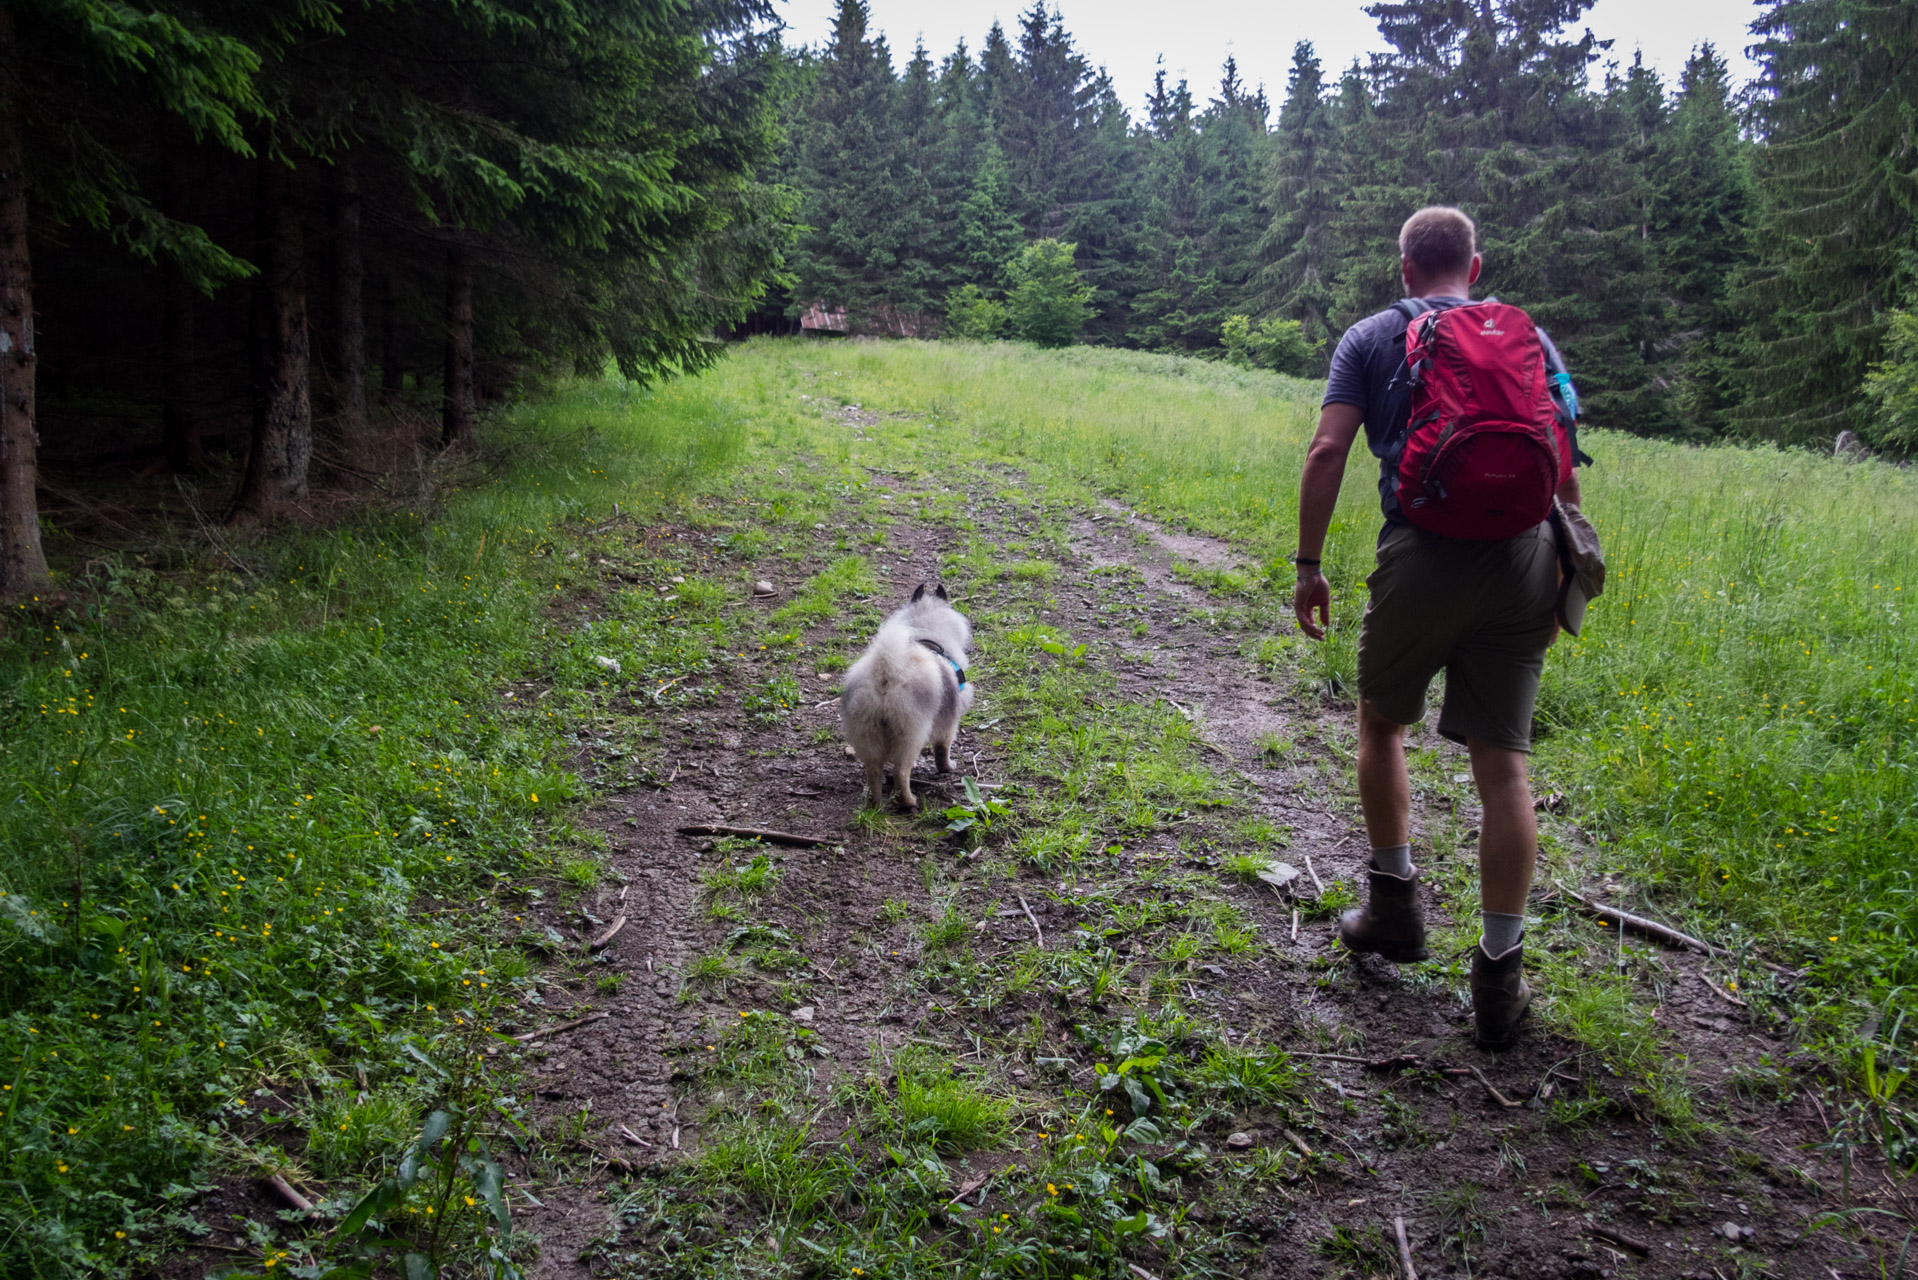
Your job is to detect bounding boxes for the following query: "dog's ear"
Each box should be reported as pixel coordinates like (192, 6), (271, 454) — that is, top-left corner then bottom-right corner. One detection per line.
(911, 583), (926, 603)
(934, 583), (949, 601)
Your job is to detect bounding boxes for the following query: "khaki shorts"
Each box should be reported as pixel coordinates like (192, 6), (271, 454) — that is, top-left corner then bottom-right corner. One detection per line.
(1356, 522), (1558, 753)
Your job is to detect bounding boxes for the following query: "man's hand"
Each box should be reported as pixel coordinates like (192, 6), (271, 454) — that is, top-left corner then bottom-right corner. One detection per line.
(1294, 570), (1330, 640)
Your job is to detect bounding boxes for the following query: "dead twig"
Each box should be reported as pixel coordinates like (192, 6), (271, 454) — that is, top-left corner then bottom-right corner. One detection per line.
(1291, 909), (1300, 943)
(1468, 1065), (1524, 1109)
(944, 1172), (990, 1208)
(1699, 972), (1749, 1008)
(1127, 1265), (1162, 1280)
(1394, 1215), (1420, 1280)
(263, 1173), (313, 1213)
(1303, 855), (1325, 897)
(587, 916), (628, 952)
(513, 1011), (609, 1043)
(651, 676), (686, 704)
(1018, 896), (1046, 948)
(618, 1124), (652, 1149)
(1291, 1051), (1374, 1065)
(677, 824), (826, 848)
(1556, 882), (1726, 956)
(1587, 1223), (1651, 1255)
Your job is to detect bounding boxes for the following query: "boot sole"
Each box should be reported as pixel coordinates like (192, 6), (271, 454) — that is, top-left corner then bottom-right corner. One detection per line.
(1473, 989), (1532, 1050)
(1337, 933), (1431, 965)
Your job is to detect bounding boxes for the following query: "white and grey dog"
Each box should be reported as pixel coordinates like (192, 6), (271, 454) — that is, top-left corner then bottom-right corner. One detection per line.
(840, 583), (974, 809)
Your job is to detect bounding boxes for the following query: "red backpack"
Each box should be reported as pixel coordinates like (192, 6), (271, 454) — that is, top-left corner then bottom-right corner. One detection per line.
(1396, 300), (1572, 540)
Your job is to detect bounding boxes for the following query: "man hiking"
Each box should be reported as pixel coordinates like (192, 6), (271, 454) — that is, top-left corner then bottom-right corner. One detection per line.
(1292, 206), (1586, 1049)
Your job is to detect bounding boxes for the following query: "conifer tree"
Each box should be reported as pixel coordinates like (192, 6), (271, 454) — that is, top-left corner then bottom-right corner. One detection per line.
(1650, 45), (1754, 437)
(1, 0), (261, 589)
(790, 0), (912, 326)
(1260, 42), (1342, 355)
(1738, 0), (1918, 445)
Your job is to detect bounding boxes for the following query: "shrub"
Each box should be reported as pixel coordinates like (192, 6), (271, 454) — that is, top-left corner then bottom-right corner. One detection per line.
(1861, 309), (1918, 451)
(1220, 313), (1320, 377)
(1006, 239), (1096, 348)
(943, 284), (1006, 340)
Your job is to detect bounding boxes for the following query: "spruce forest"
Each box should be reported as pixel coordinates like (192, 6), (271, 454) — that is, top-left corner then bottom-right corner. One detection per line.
(771, 0), (1918, 450)
(4, 1), (1918, 1279)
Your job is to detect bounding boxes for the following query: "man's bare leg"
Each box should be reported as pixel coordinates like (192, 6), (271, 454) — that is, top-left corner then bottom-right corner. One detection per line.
(1356, 700), (1411, 848)
(1466, 738), (1537, 918)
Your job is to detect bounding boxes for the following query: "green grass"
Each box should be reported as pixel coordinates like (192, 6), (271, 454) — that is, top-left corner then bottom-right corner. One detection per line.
(730, 337), (1918, 1047)
(0, 375), (750, 1277)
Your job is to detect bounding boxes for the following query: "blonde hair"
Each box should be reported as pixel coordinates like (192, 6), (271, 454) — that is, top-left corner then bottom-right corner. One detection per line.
(1399, 206), (1477, 278)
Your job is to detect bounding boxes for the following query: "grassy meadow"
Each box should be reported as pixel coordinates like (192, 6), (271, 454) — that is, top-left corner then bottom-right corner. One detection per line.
(2, 334), (1914, 1274)
(0, 380), (750, 1276)
(732, 337), (1918, 1041)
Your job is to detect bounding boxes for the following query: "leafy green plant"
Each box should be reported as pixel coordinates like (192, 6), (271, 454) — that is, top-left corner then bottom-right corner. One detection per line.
(743, 674), (802, 723)
(943, 776), (1012, 845)
(944, 284), (1007, 340)
(1220, 313), (1320, 377)
(325, 1034), (524, 1280)
(1006, 239), (1096, 348)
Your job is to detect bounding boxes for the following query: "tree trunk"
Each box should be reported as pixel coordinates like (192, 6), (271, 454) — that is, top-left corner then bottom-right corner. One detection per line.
(0, 8), (48, 595)
(161, 147), (203, 472)
(380, 271), (403, 401)
(231, 159), (312, 521)
(330, 154), (367, 446)
(441, 240), (474, 449)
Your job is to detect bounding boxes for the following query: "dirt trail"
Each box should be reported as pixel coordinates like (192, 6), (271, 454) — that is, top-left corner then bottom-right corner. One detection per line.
(501, 414), (1869, 1280)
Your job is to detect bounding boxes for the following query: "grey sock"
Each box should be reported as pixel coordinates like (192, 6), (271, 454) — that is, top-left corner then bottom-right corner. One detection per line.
(1480, 912), (1525, 958)
(1369, 843), (1413, 878)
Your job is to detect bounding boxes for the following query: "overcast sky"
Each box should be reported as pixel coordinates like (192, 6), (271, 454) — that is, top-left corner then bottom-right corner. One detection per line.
(776, 0), (1765, 114)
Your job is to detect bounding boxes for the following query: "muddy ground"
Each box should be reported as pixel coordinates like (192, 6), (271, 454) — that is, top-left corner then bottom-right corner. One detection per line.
(473, 403), (1894, 1280)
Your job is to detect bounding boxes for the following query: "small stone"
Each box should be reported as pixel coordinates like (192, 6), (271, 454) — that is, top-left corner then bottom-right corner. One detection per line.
(1011, 1069), (1028, 1081)
(1226, 1132), (1254, 1149)
(1718, 1221), (1753, 1243)
(753, 579), (775, 596)
(843, 744), (857, 757)
(791, 1006), (815, 1023)
(671, 575), (685, 584)
(593, 656), (621, 674)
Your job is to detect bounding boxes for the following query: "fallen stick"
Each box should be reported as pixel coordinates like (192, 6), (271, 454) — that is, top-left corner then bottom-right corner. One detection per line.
(1304, 856), (1325, 897)
(1127, 1265), (1162, 1280)
(263, 1173), (313, 1214)
(1468, 1065), (1524, 1109)
(1282, 1126), (1315, 1159)
(618, 1124), (653, 1149)
(1394, 1216), (1419, 1280)
(651, 676), (686, 704)
(1699, 972), (1749, 1009)
(1018, 896), (1046, 948)
(944, 1172), (990, 1208)
(1290, 1051), (1373, 1065)
(677, 824), (826, 848)
(513, 1012), (610, 1042)
(588, 916), (628, 952)
(1587, 1223), (1651, 1255)
(1555, 883), (1726, 957)
(1291, 909), (1300, 943)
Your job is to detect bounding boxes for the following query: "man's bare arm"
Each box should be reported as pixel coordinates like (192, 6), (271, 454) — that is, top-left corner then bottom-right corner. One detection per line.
(1294, 403), (1365, 640)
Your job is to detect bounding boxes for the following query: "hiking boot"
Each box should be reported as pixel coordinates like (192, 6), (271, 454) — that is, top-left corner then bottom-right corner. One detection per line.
(1337, 862), (1429, 963)
(1471, 940), (1532, 1051)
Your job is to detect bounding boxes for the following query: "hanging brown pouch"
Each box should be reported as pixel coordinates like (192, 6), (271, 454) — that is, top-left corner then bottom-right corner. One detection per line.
(1548, 499), (1606, 636)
